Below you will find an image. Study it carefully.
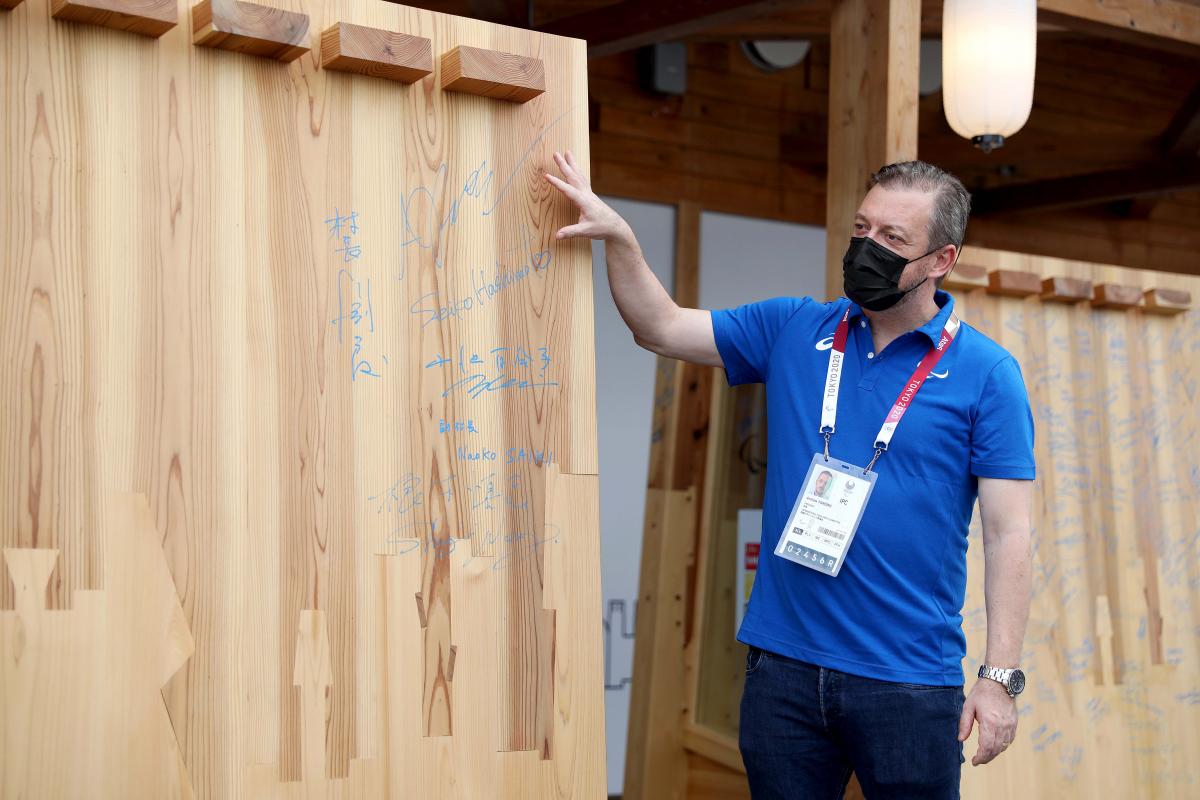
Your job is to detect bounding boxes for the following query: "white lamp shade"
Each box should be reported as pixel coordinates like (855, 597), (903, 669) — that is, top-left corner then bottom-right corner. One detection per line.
(942, 0), (1037, 141)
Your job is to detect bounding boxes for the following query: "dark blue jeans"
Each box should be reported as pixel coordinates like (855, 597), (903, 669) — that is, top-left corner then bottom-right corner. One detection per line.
(739, 646), (965, 800)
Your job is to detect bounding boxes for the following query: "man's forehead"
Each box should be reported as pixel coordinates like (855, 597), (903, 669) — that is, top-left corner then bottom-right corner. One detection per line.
(856, 187), (932, 233)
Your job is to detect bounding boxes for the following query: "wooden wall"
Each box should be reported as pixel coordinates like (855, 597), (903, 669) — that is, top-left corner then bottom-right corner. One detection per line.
(589, 41), (1200, 277)
(1, 2), (605, 798)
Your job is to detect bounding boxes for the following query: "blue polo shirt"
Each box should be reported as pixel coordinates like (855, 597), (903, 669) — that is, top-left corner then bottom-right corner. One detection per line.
(711, 290), (1035, 685)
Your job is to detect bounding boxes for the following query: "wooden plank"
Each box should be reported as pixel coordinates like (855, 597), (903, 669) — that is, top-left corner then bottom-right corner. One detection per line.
(537, 0), (789, 59)
(50, 0), (176, 36)
(1092, 282), (1144, 308)
(987, 268), (1043, 298)
(0, 0), (23, 8)
(824, 0), (920, 297)
(972, 158), (1200, 216)
(1041, 275), (1094, 303)
(440, 45), (545, 103)
(623, 488), (697, 800)
(942, 262), (989, 291)
(319, 22), (433, 83)
(1, 494), (195, 798)
(191, 0), (309, 62)
(1143, 286), (1192, 314)
(1039, 0), (1200, 56)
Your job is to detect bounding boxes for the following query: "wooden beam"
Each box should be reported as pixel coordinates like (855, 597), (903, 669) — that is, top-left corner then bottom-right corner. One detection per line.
(1041, 276), (1094, 302)
(1038, 0), (1200, 57)
(191, 0), (309, 62)
(537, 0), (789, 59)
(824, 0), (920, 298)
(320, 23), (433, 83)
(1143, 287), (1192, 314)
(50, 0), (176, 36)
(440, 45), (545, 102)
(1092, 283), (1144, 309)
(987, 269), (1043, 297)
(972, 159), (1200, 216)
(1160, 79), (1200, 158)
(943, 262), (989, 292)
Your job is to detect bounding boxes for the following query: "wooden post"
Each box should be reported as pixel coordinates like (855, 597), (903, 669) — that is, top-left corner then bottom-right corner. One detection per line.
(824, 0), (921, 298)
(625, 202), (711, 800)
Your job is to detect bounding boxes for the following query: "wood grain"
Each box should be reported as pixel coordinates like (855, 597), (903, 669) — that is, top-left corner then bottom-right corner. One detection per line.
(319, 22), (433, 83)
(1092, 282), (1145, 308)
(987, 268), (1044, 297)
(1041, 275), (1094, 302)
(1, 493), (194, 798)
(441, 44), (546, 103)
(1143, 286), (1192, 314)
(1, 4), (600, 798)
(191, 0), (309, 62)
(50, 0), (176, 36)
(942, 261), (989, 291)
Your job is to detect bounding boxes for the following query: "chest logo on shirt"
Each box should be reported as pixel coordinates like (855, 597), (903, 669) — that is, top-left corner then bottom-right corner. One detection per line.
(929, 369), (950, 379)
(815, 334), (835, 351)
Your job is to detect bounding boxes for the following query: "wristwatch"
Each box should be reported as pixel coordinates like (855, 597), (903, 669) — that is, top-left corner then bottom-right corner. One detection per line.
(978, 664), (1026, 697)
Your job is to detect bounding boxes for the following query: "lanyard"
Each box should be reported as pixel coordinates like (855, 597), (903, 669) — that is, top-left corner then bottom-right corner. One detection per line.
(820, 308), (960, 472)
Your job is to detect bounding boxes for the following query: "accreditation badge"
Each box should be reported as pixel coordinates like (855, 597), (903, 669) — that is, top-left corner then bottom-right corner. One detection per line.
(773, 453), (876, 577)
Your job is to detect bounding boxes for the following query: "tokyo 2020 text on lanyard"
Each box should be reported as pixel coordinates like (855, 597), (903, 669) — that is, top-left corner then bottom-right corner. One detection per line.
(774, 308), (961, 577)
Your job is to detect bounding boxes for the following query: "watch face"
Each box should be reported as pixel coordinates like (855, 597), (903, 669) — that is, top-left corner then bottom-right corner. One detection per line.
(1009, 669), (1026, 695)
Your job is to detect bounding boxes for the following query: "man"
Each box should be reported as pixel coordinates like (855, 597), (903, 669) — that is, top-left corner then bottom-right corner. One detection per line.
(813, 469), (835, 499)
(546, 154), (1034, 799)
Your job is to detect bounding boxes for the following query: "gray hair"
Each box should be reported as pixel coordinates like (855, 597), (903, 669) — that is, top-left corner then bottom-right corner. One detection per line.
(868, 161), (972, 251)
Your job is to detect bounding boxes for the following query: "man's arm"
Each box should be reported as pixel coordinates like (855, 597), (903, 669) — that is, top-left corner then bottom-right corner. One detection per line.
(545, 151), (721, 367)
(959, 477), (1033, 766)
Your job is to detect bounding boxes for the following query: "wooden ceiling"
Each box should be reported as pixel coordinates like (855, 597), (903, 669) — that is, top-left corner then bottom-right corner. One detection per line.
(400, 0), (1200, 254)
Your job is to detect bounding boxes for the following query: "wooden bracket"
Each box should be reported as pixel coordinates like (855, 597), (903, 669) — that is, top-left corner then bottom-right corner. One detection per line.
(1143, 287), (1192, 315)
(942, 262), (989, 292)
(1, 0), (26, 8)
(1092, 283), (1144, 309)
(51, 0), (175, 34)
(987, 269), (1043, 297)
(192, 0), (309, 62)
(320, 22), (433, 83)
(1041, 276), (1093, 303)
(440, 45), (545, 103)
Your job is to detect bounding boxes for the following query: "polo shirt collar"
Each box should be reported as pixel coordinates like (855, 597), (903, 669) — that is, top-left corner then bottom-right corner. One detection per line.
(846, 290), (956, 346)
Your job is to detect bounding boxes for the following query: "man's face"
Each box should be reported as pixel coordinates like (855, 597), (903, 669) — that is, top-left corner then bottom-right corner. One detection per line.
(816, 472), (831, 495)
(854, 186), (939, 292)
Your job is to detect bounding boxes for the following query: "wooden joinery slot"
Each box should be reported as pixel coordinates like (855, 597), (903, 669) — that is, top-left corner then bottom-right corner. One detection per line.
(1143, 287), (1192, 315)
(987, 269), (1043, 297)
(440, 45), (545, 103)
(1092, 283), (1144, 309)
(51, 0), (176, 36)
(942, 262), (988, 292)
(192, 0), (309, 62)
(1041, 276), (1093, 303)
(320, 22), (433, 83)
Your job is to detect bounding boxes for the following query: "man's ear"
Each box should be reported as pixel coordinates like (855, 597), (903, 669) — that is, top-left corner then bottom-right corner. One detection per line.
(931, 244), (957, 282)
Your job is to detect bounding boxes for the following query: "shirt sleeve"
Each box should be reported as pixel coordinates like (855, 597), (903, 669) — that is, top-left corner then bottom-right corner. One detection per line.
(710, 296), (811, 386)
(970, 356), (1036, 480)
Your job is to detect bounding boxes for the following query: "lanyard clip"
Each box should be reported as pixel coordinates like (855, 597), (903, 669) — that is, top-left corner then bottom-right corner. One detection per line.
(864, 442), (887, 474)
(820, 428), (833, 461)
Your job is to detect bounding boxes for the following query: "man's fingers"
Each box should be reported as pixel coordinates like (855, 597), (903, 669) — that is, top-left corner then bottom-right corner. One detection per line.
(972, 723), (999, 766)
(957, 697), (975, 742)
(565, 150), (588, 187)
(555, 223), (591, 240)
(545, 172), (583, 203)
(554, 151), (586, 190)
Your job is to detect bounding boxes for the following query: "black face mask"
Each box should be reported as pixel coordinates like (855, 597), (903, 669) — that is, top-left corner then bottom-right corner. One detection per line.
(842, 236), (940, 312)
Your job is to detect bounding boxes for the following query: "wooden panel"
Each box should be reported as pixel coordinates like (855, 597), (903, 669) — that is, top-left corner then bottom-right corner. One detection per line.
(319, 22), (433, 83)
(1092, 282), (1145, 308)
(824, 0), (920, 296)
(50, 0), (176, 36)
(943, 262), (989, 291)
(441, 44), (546, 102)
(953, 246), (1200, 800)
(987, 269), (1044, 297)
(1039, 0), (1200, 56)
(1, 5), (601, 798)
(1, 494), (194, 798)
(1041, 276), (1094, 303)
(1143, 287), (1192, 315)
(191, 0), (310, 62)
